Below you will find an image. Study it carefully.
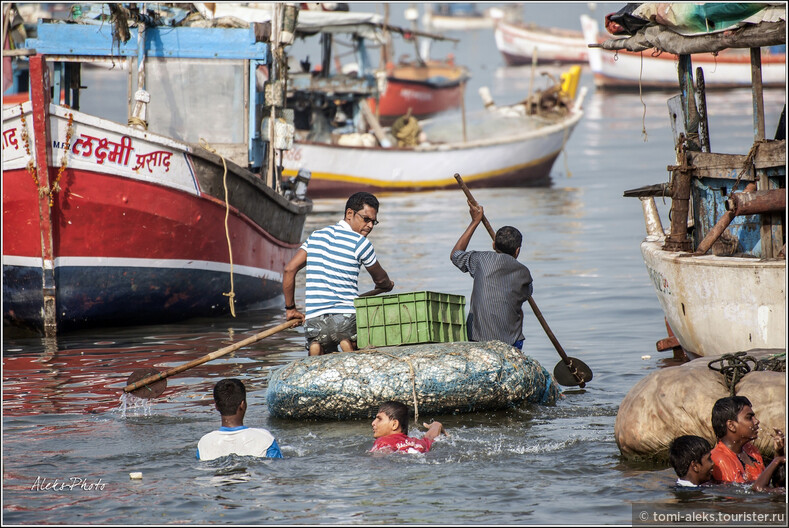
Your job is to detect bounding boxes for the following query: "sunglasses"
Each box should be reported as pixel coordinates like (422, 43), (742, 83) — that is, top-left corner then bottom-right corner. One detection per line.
(354, 210), (379, 226)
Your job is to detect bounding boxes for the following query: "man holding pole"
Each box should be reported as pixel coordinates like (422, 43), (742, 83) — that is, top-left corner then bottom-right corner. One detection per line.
(450, 201), (533, 350)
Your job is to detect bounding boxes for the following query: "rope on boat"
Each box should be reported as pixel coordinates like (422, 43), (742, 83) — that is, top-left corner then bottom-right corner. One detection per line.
(127, 115), (148, 130)
(200, 138), (236, 317)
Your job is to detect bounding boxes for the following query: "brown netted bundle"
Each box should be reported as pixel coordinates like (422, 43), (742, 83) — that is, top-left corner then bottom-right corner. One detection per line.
(266, 341), (559, 420)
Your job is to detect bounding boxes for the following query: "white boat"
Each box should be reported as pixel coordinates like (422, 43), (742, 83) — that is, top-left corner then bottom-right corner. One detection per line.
(422, 3), (495, 31)
(494, 19), (588, 66)
(278, 14), (586, 196)
(581, 14), (787, 89)
(621, 9), (786, 358)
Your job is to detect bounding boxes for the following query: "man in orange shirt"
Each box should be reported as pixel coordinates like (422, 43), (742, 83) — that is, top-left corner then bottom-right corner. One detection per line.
(710, 396), (785, 491)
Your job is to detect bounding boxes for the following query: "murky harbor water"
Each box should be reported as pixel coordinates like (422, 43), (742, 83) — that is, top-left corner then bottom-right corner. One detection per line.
(2, 3), (786, 524)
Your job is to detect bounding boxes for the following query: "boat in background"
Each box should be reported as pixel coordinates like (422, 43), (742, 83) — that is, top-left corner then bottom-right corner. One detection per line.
(366, 5), (470, 124)
(367, 58), (470, 124)
(619, 9), (786, 358)
(279, 12), (587, 197)
(494, 18), (588, 66)
(581, 13), (786, 89)
(2, 4), (312, 335)
(422, 3), (495, 31)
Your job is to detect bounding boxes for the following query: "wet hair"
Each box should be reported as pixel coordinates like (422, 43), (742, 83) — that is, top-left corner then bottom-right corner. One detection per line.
(711, 396), (752, 439)
(213, 378), (246, 416)
(669, 435), (712, 478)
(345, 192), (379, 213)
(494, 226), (522, 256)
(378, 401), (409, 435)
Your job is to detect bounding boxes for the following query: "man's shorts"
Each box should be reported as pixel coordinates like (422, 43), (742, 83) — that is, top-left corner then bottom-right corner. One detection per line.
(303, 313), (357, 352)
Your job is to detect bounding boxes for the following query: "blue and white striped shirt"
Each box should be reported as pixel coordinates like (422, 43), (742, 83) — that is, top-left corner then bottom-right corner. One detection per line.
(301, 220), (377, 319)
(451, 249), (533, 345)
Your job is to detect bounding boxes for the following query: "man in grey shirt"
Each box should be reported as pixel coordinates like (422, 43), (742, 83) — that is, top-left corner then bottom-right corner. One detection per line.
(450, 202), (533, 350)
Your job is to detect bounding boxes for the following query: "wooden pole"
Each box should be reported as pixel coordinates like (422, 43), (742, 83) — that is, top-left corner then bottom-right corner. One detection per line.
(124, 319), (300, 393)
(453, 173), (588, 387)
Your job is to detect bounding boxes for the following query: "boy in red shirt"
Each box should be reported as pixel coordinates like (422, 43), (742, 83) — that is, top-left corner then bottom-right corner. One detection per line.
(370, 401), (445, 454)
(710, 396), (785, 491)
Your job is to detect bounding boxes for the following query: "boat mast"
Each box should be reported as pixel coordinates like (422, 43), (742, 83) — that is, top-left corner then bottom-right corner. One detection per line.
(129, 3), (150, 130)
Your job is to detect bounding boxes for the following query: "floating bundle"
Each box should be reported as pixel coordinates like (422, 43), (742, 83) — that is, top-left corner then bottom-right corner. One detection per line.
(266, 341), (560, 420)
(615, 349), (786, 461)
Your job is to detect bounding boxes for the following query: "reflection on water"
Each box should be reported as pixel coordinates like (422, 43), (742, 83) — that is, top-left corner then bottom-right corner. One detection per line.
(3, 3), (786, 524)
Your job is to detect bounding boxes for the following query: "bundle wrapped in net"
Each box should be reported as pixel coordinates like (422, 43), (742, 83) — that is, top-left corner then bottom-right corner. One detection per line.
(266, 341), (560, 420)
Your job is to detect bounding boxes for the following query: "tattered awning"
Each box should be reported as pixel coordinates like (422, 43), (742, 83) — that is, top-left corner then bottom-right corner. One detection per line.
(597, 19), (786, 54)
(598, 2), (786, 54)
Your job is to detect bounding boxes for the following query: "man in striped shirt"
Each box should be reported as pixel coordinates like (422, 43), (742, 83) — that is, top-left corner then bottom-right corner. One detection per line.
(283, 192), (394, 355)
(450, 201), (533, 350)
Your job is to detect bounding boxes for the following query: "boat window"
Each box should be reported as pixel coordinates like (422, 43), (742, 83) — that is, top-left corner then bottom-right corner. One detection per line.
(135, 58), (246, 148)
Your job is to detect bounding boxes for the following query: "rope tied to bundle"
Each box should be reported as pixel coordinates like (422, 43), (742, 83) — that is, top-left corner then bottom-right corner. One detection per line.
(707, 351), (785, 396)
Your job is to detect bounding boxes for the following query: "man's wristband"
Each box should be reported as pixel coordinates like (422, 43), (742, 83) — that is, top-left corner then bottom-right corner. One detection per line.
(285, 304), (296, 310)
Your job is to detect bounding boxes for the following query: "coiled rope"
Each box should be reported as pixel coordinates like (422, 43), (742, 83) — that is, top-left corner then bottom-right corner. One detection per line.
(708, 351), (786, 396)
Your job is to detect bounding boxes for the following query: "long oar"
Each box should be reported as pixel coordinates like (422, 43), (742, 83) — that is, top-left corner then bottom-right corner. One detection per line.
(123, 319), (301, 398)
(453, 173), (592, 388)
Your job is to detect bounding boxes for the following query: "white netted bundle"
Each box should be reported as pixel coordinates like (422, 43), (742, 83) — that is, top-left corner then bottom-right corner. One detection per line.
(266, 341), (559, 420)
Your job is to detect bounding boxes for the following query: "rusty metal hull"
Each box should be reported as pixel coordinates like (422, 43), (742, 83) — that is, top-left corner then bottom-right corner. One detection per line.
(641, 238), (786, 357)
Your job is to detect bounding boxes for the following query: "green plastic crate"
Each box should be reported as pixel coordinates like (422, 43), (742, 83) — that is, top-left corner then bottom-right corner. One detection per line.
(354, 291), (467, 347)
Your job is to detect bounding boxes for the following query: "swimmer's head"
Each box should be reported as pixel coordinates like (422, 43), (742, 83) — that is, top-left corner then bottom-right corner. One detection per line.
(669, 435), (713, 483)
(374, 401), (409, 436)
(213, 378), (247, 416)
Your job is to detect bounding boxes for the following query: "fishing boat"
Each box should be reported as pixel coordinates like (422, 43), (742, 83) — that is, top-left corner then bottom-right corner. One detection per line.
(363, 5), (470, 124)
(493, 18), (588, 66)
(366, 58), (470, 124)
(422, 3), (495, 31)
(618, 7), (786, 358)
(581, 12), (787, 89)
(2, 4), (312, 335)
(280, 13), (586, 197)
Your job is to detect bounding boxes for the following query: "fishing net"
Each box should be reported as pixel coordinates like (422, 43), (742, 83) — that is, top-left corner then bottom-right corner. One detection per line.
(266, 341), (560, 420)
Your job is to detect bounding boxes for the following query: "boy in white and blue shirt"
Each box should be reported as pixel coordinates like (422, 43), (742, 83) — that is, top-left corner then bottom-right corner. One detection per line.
(197, 379), (282, 461)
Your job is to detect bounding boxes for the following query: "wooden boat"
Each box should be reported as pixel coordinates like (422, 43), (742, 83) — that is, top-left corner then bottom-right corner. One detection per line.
(266, 340), (560, 420)
(280, 15), (586, 197)
(367, 59), (470, 124)
(620, 11), (786, 358)
(2, 5), (312, 335)
(581, 14), (787, 89)
(422, 3), (495, 31)
(494, 18), (588, 66)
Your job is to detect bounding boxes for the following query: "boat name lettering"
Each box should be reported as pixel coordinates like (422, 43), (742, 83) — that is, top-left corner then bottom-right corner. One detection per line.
(3, 128), (19, 150)
(133, 150), (172, 173)
(648, 267), (671, 295)
(72, 134), (134, 166)
(400, 89), (433, 102)
(282, 146), (302, 162)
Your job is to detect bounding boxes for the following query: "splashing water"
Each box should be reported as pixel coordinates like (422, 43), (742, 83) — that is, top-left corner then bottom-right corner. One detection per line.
(116, 392), (154, 418)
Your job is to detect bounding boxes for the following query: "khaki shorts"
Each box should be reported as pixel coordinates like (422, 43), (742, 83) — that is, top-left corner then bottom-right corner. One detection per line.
(303, 313), (357, 352)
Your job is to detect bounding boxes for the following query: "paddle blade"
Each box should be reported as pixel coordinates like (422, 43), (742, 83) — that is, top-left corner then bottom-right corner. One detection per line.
(126, 368), (167, 399)
(553, 357), (593, 387)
